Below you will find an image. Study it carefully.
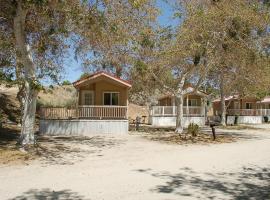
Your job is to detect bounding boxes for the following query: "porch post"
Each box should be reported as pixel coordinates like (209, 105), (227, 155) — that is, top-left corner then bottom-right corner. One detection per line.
(126, 97), (129, 120)
(186, 95), (189, 116)
(172, 97), (176, 115)
(202, 97), (206, 117)
(162, 106), (164, 116)
(76, 89), (79, 119)
(260, 102), (263, 116)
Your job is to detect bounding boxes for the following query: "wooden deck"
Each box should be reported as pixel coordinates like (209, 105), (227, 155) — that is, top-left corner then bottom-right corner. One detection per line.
(40, 106), (128, 120)
(227, 109), (270, 116)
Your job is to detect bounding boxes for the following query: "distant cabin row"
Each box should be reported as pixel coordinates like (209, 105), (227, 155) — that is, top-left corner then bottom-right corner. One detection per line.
(39, 71), (270, 135)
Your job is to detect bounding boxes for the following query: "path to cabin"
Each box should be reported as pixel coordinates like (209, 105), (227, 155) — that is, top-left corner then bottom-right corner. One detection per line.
(0, 125), (270, 200)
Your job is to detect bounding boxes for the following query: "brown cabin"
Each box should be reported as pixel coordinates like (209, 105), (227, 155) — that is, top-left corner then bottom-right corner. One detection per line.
(40, 71), (132, 120)
(212, 95), (270, 116)
(73, 71), (131, 107)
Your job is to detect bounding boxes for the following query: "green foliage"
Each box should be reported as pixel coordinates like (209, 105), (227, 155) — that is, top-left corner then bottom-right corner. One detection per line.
(187, 123), (200, 137)
(62, 80), (71, 85)
(134, 60), (148, 74)
(140, 33), (154, 49)
(30, 80), (43, 91)
(0, 70), (14, 83)
(80, 73), (90, 80)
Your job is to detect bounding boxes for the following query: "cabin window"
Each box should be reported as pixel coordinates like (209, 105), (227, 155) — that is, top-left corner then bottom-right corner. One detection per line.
(234, 102), (240, 109)
(82, 91), (94, 105)
(188, 99), (198, 107)
(245, 103), (252, 109)
(103, 92), (119, 105)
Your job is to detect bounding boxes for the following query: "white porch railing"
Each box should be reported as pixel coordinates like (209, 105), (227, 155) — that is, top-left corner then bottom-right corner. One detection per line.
(227, 109), (270, 116)
(40, 106), (128, 120)
(78, 106), (127, 119)
(150, 106), (205, 117)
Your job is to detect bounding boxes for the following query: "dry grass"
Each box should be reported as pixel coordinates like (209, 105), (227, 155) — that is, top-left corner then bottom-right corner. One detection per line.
(38, 85), (76, 107)
(0, 124), (38, 165)
(0, 124), (124, 166)
(130, 125), (236, 145)
(141, 132), (236, 145)
(218, 125), (261, 130)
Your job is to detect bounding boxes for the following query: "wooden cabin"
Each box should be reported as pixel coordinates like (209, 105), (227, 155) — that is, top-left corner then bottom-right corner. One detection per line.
(212, 95), (270, 124)
(149, 87), (208, 127)
(39, 72), (132, 135)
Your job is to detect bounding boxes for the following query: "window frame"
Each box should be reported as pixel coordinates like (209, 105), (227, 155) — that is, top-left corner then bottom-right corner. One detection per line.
(103, 92), (120, 106)
(81, 90), (94, 105)
(245, 102), (253, 109)
(188, 99), (199, 107)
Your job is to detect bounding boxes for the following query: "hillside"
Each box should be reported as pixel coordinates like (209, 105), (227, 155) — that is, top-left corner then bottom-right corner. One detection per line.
(0, 86), (21, 123)
(38, 85), (77, 108)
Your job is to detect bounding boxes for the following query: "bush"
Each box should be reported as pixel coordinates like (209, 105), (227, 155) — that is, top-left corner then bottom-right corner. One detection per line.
(62, 80), (71, 85)
(187, 123), (200, 137)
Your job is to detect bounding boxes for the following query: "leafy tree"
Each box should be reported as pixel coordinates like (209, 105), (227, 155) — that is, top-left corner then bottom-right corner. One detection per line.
(181, 0), (270, 125)
(0, 0), (157, 147)
(133, 0), (270, 132)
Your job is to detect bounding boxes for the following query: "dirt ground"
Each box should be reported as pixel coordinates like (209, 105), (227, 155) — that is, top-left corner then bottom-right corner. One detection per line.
(0, 124), (270, 199)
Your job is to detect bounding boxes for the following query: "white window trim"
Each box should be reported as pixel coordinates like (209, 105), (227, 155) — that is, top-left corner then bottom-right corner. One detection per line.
(81, 90), (94, 105)
(103, 91), (120, 106)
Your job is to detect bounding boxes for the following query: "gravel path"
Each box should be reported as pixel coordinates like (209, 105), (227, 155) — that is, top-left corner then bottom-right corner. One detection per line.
(0, 125), (270, 200)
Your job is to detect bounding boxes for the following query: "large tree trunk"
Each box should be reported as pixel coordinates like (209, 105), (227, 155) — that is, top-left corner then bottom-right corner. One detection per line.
(220, 75), (226, 126)
(14, 1), (38, 146)
(175, 94), (184, 134)
(175, 76), (186, 134)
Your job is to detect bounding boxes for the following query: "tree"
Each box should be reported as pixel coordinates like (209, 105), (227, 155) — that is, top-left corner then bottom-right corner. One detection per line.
(179, 0), (270, 125)
(133, 0), (270, 132)
(0, 0), (157, 147)
(132, 23), (211, 133)
(74, 0), (158, 78)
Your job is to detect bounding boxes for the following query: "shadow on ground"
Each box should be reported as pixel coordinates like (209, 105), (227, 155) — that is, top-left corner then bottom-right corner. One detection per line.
(10, 188), (88, 200)
(36, 135), (125, 165)
(0, 124), (125, 166)
(0, 124), (20, 149)
(135, 166), (270, 199)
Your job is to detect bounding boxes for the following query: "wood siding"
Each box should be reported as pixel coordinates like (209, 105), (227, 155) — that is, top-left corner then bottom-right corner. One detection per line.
(78, 77), (128, 106)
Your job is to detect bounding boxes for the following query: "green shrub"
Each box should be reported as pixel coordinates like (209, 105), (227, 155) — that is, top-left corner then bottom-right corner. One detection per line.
(62, 80), (71, 85)
(187, 123), (200, 137)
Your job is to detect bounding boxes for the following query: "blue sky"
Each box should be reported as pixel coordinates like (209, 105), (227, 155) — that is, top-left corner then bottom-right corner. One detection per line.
(54, 0), (178, 84)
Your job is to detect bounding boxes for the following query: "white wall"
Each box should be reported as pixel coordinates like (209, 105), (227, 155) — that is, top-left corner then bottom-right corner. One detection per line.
(149, 116), (205, 127)
(227, 116), (263, 125)
(39, 119), (129, 136)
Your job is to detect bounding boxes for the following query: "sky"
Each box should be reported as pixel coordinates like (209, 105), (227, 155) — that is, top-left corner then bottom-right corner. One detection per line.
(50, 0), (179, 85)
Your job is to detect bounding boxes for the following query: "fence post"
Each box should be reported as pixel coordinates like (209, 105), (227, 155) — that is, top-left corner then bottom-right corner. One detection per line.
(162, 106), (164, 116)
